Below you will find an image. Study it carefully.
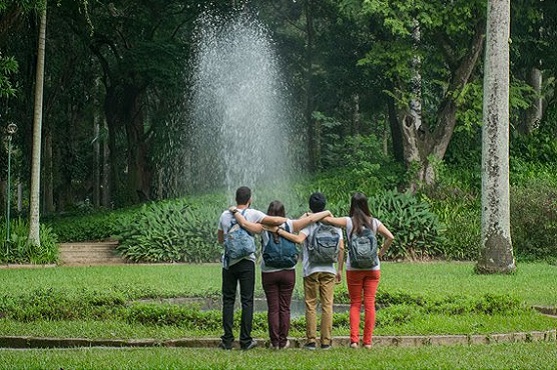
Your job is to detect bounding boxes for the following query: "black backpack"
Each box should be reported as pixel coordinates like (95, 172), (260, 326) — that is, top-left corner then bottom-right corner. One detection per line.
(262, 223), (298, 268)
(224, 209), (256, 261)
(349, 221), (378, 268)
(307, 222), (340, 264)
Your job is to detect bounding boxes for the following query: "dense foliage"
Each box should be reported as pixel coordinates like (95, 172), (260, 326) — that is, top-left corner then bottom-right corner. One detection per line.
(1, 1), (556, 265)
(511, 179), (557, 262)
(115, 197), (223, 263)
(44, 155), (556, 264)
(0, 218), (57, 263)
(1, 0), (557, 210)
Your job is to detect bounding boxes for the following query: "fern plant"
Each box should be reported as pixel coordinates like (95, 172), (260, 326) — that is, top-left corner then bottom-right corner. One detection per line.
(368, 190), (444, 260)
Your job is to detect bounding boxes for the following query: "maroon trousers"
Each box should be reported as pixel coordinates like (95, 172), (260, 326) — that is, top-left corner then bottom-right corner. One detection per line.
(262, 269), (296, 348)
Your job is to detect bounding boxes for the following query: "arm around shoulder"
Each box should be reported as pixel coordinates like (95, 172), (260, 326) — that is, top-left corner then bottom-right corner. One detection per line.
(277, 227), (307, 244)
(291, 210), (332, 232)
(231, 209), (264, 234)
(261, 215), (288, 226)
(322, 216), (347, 228)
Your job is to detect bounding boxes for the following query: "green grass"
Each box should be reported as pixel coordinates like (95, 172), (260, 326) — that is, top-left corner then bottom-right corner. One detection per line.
(0, 264), (223, 298)
(0, 262), (555, 340)
(1, 262), (555, 304)
(1, 342), (556, 369)
(378, 262), (557, 306)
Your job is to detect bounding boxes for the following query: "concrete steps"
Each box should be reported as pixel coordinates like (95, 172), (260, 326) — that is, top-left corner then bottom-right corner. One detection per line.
(58, 240), (127, 266)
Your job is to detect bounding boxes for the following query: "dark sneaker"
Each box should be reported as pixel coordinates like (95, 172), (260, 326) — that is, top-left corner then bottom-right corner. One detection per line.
(218, 342), (232, 350)
(242, 340), (257, 350)
(321, 344), (331, 350)
(304, 342), (316, 350)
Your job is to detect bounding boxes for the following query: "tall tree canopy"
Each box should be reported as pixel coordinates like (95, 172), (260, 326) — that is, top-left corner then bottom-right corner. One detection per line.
(0, 0), (556, 215)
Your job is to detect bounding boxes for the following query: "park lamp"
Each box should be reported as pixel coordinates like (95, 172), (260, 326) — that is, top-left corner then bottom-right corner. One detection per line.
(5, 122), (17, 245)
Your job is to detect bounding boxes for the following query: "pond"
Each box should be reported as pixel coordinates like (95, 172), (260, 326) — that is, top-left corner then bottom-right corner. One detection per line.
(139, 297), (350, 318)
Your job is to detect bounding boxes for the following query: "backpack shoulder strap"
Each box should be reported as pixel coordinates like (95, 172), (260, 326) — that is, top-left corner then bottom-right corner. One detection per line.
(309, 222), (321, 247)
(230, 208), (249, 228)
(284, 222), (291, 233)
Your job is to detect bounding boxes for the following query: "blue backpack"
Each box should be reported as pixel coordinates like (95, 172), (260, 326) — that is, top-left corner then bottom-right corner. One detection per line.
(349, 222), (378, 268)
(224, 209), (256, 262)
(308, 222), (340, 264)
(262, 223), (298, 268)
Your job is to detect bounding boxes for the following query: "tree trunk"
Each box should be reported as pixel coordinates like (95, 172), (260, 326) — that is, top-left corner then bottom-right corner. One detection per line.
(101, 119), (111, 207)
(43, 128), (54, 213)
(388, 98), (404, 163)
(17, 181), (22, 212)
(476, 0), (515, 274)
(520, 66), (543, 134)
(399, 20), (425, 191)
(351, 93), (361, 135)
(122, 85), (151, 203)
(397, 20), (485, 190)
(304, 0), (319, 172)
(93, 114), (100, 208)
(28, 3), (47, 246)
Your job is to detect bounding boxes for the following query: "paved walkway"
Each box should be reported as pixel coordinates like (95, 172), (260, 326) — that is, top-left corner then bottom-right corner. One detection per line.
(0, 330), (555, 349)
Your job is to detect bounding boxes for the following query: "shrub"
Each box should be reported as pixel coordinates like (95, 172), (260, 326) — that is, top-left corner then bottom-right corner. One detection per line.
(0, 288), (127, 322)
(510, 125), (557, 165)
(368, 190), (444, 260)
(376, 304), (417, 328)
(0, 218), (58, 264)
(427, 196), (481, 260)
(312, 130), (405, 205)
(116, 197), (222, 263)
(45, 208), (138, 242)
(510, 179), (557, 261)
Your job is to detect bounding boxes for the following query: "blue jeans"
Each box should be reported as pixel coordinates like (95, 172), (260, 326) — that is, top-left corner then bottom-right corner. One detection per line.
(221, 259), (255, 348)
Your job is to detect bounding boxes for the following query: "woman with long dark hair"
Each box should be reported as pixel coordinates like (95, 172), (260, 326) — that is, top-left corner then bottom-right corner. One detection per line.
(324, 192), (394, 348)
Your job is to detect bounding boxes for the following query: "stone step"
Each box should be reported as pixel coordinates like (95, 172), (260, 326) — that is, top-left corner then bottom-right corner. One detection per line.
(58, 241), (127, 266)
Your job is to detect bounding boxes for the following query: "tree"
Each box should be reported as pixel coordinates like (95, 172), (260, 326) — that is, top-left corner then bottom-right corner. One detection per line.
(476, 0), (515, 274)
(83, 1), (196, 204)
(28, 1), (47, 246)
(353, 0), (486, 189)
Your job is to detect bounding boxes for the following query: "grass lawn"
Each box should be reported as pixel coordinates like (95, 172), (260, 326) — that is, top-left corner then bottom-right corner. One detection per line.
(1, 261), (556, 304)
(0, 261), (555, 340)
(1, 342), (556, 369)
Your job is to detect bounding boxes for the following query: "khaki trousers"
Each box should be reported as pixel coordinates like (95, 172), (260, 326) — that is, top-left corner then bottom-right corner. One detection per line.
(303, 272), (336, 345)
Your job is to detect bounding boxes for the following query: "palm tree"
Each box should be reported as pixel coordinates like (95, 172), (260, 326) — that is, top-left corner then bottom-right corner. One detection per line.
(28, 2), (47, 246)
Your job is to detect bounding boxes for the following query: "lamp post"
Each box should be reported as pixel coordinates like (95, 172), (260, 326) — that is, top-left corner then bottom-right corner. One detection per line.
(5, 122), (17, 244)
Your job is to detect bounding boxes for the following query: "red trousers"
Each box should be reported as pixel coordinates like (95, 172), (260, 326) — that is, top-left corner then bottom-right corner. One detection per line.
(346, 269), (381, 345)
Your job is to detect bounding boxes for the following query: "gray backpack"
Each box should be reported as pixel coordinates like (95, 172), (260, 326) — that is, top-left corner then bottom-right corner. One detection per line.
(349, 221), (379, 268)
(307, 223), (340, 264)
(224, 209), (256, 262)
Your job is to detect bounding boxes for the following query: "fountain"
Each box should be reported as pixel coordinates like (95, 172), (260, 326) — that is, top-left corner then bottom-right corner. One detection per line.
(188, 11), (301, 204)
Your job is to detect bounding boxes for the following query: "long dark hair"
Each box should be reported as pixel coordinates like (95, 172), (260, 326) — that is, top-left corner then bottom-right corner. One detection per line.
(267, 200), (285, 242)
(349, 192), (373, 236)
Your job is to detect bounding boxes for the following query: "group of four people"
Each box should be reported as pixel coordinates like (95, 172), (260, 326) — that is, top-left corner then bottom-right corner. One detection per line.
(217, 186), (394, 350)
